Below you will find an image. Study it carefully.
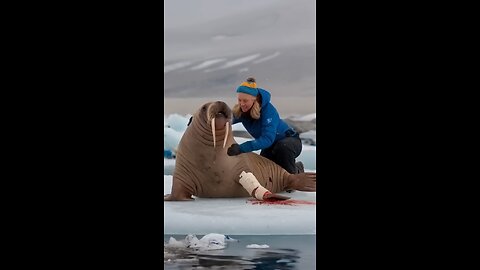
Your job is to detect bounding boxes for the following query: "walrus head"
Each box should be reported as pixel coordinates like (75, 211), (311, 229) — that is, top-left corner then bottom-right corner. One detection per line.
(194, 101), (232, 149)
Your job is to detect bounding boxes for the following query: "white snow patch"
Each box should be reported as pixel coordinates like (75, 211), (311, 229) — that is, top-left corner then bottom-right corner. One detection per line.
(253, 51), (281, 64)
(190, 58), (226, 70)
(205, 54), (261, 72)
(164, 61), (192, 73)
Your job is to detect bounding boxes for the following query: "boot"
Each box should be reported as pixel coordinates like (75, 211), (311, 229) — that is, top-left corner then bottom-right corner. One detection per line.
(286, 162), (305, 193)
(295, 161), (304, 174)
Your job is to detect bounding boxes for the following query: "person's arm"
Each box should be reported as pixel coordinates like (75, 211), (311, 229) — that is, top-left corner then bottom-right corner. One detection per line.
(238, 109), (279, 153)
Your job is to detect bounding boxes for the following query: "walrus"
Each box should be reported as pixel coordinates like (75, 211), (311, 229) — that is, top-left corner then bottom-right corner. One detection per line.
(164, 101), (316, 201)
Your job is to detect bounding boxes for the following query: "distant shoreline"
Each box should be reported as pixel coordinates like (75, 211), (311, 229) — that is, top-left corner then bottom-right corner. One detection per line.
(164, 97), (316, 117)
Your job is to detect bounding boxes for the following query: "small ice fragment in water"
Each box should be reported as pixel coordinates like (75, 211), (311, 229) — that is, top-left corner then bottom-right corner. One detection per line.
(165, 233), (237, 251)
(246, 244), (270, 249)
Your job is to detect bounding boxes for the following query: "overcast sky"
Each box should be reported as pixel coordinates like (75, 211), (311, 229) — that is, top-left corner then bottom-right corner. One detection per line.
(164, 0), (284, 29)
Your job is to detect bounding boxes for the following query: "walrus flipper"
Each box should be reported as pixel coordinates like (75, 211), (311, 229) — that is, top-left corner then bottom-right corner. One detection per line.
(239, 171), (290, 201)
(287, 172), (316, 192)
(263, 193), (290, 201)
(164, 177), (194, 201)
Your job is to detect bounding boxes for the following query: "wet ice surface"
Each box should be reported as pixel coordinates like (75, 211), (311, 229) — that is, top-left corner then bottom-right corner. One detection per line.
(163, 175), (316, 236)
(164, 235), (315, 269)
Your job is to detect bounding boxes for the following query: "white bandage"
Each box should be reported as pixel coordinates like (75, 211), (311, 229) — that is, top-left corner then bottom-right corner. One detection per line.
(239, 171), (271, 200)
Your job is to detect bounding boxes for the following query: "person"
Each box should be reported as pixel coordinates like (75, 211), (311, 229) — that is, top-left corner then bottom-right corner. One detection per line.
(227, 77), (304, 174)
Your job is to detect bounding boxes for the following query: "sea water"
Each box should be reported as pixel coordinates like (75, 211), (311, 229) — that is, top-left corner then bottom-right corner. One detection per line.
(164, 234), (316, 269)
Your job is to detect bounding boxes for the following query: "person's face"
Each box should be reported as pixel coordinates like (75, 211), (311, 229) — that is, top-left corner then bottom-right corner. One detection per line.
(237, 93), (256, 112)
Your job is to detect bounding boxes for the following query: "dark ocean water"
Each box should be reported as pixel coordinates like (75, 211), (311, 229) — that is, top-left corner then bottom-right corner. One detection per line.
(164, 234), (316, 269)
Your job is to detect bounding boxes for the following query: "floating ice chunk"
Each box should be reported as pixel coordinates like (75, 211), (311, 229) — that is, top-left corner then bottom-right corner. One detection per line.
(299, 130), (316, 146)
(167, 236), (187, 248)
(165, 113), (191, 132)
(191, 233), (226, 250)
(164, 127), (183, 154)
(166, 233), (234, 251)
(297, 144), (316, 170)
(246, 244), (270, 249)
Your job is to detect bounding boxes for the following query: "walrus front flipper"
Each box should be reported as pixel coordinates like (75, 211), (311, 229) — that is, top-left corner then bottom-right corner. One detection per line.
(263, 193), (291, 201)
(164, 178), (195, 201)
(239, 171), (290, 201)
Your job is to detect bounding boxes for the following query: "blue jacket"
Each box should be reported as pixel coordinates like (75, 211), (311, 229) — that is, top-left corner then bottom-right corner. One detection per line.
(232, 88), (294, 153)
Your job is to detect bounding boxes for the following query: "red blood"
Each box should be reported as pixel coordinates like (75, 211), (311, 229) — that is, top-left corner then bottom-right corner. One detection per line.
(248, 199), (316, 205)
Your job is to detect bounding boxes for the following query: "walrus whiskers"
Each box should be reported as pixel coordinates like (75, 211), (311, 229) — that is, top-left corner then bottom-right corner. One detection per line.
(223, 122), (229, 148)
(211, 117), (216, 148)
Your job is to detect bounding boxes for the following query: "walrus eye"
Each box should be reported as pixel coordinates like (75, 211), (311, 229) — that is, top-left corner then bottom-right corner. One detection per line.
(187, 116), (193, 126)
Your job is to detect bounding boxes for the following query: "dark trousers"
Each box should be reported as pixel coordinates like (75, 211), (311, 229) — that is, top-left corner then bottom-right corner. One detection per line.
(260, 136), (302, 174)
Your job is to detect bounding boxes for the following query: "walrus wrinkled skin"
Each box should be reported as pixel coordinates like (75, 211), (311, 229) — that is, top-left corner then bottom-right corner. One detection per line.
(164, 101), (316, 201)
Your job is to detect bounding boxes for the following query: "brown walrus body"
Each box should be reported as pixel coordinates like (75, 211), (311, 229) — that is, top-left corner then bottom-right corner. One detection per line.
(164, 101), (315, 201)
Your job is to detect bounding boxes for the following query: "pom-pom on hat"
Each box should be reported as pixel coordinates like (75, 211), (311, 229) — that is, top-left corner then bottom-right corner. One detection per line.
(236, 77), (258, 97)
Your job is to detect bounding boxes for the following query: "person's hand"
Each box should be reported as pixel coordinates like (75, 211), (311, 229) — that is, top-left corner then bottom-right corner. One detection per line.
(227, 144), (242, 156)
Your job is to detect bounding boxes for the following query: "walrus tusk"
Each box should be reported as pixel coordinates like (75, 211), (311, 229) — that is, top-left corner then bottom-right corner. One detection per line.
(211, 117), (216, 148)
(239, 171), (270, 200)
(223, 122), (229, 148)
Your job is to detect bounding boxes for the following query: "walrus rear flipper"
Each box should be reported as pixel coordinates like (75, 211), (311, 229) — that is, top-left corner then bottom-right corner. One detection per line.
(287, 172), (316, 192)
